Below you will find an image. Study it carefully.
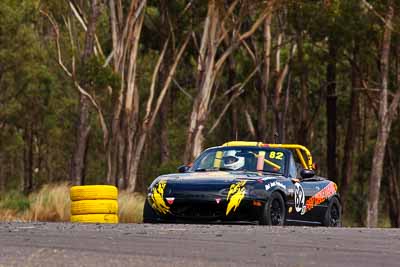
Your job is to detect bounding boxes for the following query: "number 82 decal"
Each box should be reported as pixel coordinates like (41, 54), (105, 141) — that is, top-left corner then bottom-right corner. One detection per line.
(269, 151), (284, 160)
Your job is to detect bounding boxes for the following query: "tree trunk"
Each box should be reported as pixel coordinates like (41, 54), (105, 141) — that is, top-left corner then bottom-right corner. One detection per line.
(159, 0), (171, 164)
(271, 33), (283, 139)
(183, 1), (271, 161)
(126, 131), (146, 192)
(326, 37), (337, 181)
(126, 31), (189, 192)
(340, 45), (360, 211)
(280, 72), (291, 143)
(388, 173), (400, 227)
(106, 0), (190, 192)
(107, 0), (124, 186)
(367, 121), (390, 227)
(227, 53), (238, 140)
(367, 3), (394, 227)
(107, 0), (146, 188)
(388, 148), (400, 227)
(23, 124), (34, 194)
(159, 95), (170, 164)
(184, 0), (219, 163)
(0, 152), (5, 191)
(272, 41), (295, 143)
(257, 14), (272, 142)
(70, 96), (91, 185)
(296, 33), (309, 145)
(122, 14), (143, 189)
(69, 0), (100, 185)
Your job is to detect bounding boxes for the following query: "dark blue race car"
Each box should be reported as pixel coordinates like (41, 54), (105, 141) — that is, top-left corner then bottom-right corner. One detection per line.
(143, 141), (341, 226)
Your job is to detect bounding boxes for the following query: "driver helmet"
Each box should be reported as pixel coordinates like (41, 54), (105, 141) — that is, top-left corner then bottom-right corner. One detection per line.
(223, 151), (245, 170)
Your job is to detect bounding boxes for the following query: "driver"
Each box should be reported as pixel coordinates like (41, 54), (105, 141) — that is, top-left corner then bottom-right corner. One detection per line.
(222, 152), (245, 170)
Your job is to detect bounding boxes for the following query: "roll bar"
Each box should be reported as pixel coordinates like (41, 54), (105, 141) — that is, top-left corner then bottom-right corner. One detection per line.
(221, 141), (314, 170)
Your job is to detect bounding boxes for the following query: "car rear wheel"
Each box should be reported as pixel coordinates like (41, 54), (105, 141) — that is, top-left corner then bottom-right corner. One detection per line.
(260, 192), (286, 226)
(322, 197), (342, 227)
(142, 200), (160, 223)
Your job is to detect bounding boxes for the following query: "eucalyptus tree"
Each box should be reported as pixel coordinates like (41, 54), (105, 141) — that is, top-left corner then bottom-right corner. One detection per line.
(183, 0), (277, 163)
(366, 0), (400, 227)
(43, 0), (191, 191)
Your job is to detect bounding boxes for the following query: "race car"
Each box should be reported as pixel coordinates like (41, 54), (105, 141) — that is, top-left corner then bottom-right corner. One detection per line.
(143, 141), (341, 226)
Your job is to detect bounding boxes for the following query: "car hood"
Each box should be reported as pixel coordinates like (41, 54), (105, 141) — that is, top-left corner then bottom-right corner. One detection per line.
(147, 171), (286, 217)
(149, 171), (283, 192)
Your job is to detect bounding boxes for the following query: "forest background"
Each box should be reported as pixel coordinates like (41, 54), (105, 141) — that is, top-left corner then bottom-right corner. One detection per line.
(1, 0), (400, 227)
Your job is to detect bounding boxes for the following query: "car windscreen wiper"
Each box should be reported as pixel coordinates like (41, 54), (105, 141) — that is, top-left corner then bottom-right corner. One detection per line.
(259, 171), (282, 175)
(194, 167), (236, 172)
(217, 167), (236, 171)
(194, 168), (218, 172)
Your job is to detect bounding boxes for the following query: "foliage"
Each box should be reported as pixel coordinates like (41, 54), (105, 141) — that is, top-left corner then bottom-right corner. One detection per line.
(0, 190), (30, 212)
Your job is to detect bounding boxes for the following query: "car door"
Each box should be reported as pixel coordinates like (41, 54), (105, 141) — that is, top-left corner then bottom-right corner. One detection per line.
(286, 179), (324, 223)
(285, 154), (328, 223)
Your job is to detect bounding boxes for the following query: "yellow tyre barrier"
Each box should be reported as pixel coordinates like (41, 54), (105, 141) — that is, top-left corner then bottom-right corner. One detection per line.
(70, 214), (119, 224)
(70, 185), (119, 224)
(70, 185), (118, 201)
(71, 200), (118, 215)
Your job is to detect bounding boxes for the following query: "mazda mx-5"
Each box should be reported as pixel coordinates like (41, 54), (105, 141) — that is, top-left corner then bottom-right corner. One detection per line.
(143, 141), (341, 226)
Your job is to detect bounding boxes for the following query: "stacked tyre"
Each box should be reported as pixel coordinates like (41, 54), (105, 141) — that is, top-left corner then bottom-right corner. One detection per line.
(70, 185), (119, 224)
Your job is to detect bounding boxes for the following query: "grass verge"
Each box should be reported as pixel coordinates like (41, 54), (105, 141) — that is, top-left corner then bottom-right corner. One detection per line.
(0, 183), (145, 223)
(118, 192), (146, 223)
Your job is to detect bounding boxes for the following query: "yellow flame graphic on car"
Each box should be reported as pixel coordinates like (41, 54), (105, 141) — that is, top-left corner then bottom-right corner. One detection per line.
(226, 181), (247, 216)
(151, 180), (170, 214)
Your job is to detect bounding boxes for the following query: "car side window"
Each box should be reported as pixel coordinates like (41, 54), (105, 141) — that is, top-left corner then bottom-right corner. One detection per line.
(198, 151), (216, 169)
(288, 153), (297, 178)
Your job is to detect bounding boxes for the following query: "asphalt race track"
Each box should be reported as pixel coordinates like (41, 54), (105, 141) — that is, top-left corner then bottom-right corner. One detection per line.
(0, 223), (400, 267)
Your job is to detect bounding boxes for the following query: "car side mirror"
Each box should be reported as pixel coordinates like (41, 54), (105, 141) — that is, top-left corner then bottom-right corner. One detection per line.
(300, 169), (315, 179)
(178, 165), (190, 173)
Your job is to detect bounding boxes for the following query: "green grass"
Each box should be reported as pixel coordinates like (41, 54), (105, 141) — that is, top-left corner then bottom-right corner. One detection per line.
(0, 190), (30, 212)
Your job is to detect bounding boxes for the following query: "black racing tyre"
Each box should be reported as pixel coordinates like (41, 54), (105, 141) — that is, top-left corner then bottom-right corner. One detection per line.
(322, 197), (342, 227)
(142, 200), (159, 223)
(260, 191), (286, 226)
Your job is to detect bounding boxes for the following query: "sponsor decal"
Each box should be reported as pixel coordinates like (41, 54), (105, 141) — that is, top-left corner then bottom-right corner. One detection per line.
(215, 198), (221, 204)
(294, 183), (306, 215)
(226, 181), (247, 216)
(151, 180), (170, 214)
(304, 182), (337, 213)
(265, 181), (286, 190)
(166, 197), (175, 205)
(287, 188), (294, 196)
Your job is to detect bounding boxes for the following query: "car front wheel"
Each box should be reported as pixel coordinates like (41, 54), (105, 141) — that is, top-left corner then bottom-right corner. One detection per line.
(260, 192), (286, 226)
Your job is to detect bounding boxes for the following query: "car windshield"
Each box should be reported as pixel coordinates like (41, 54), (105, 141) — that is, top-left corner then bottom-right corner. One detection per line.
(191, 147), (286, 175)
